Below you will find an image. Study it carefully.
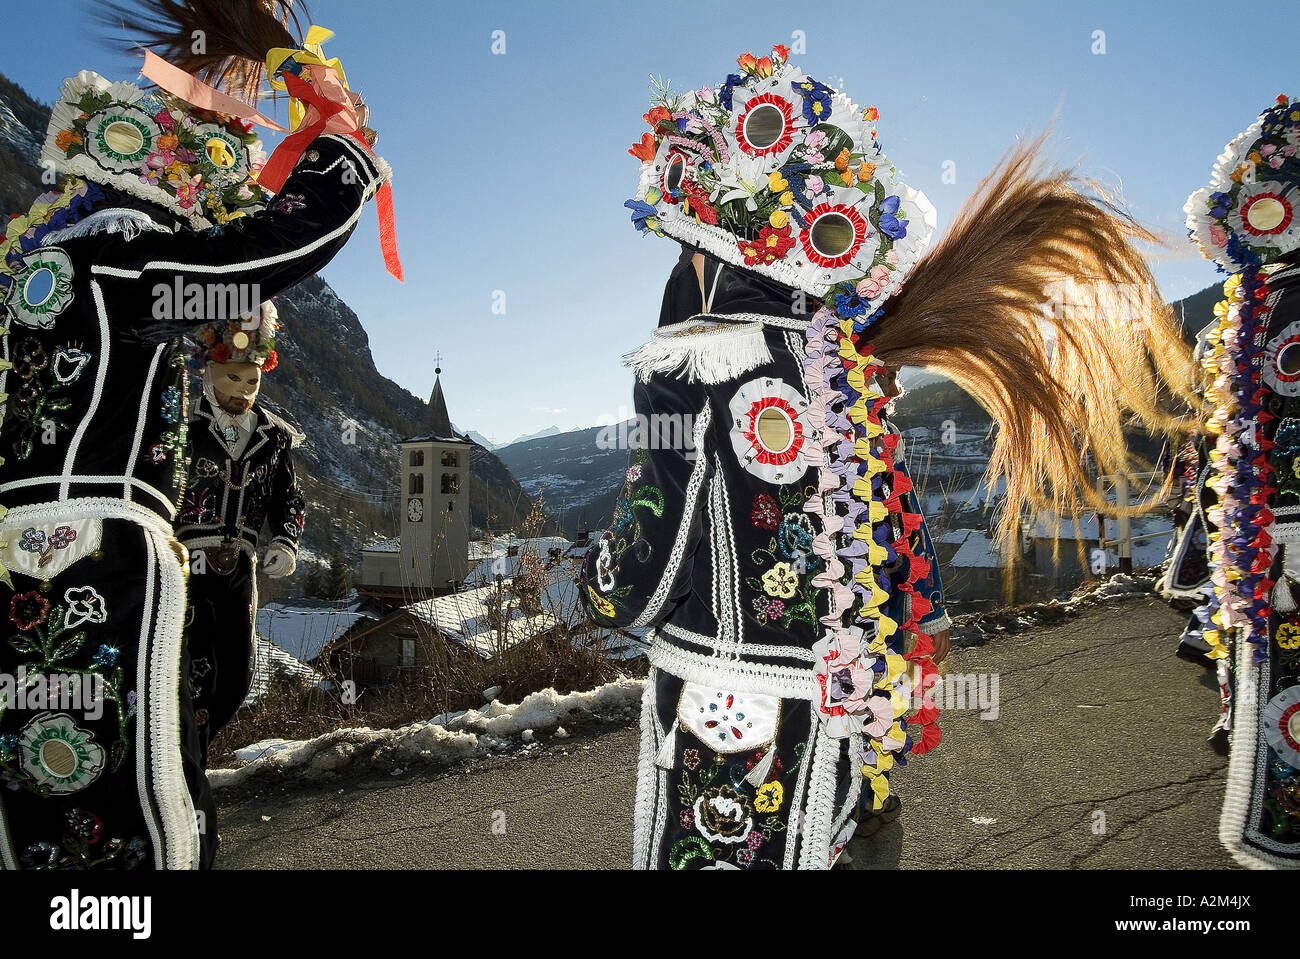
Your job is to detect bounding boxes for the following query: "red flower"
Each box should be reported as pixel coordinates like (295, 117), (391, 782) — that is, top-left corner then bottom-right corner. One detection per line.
(752, 494), (781, 530)
(9, 591), (50, 632)
(772, 44), (790, 62)
(628, 133), (657, 162)
(679, 181), (718, 225)
(737, 52), (757, 73)
(643, 106), (671, 127)
(738, 224), (796, 266)
(261, 350), (278, 372)
(209, 343), (231, 363)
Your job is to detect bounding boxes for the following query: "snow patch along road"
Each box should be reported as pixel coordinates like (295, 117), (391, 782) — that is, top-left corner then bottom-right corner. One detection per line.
(209, 679), (645, 791)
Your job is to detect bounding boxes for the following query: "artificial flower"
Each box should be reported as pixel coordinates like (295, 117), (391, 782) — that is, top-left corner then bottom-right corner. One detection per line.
(629, 133), (657, 162)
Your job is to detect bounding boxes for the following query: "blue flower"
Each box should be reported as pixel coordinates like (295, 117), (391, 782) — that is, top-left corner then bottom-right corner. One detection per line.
(1208, 191), (1233, 220)
(92, 645), (120, 668)
(878, 195), (909, 240)
(719, 73), (745, 111)
(624, 199), (661, 235)
(792, 79), (834, 125)
(834, 291), (868, 319)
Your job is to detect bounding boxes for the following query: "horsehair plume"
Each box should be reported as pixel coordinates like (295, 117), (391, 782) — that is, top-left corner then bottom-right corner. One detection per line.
(97, 0), (308, 103)
(872, 131), (1200, 564)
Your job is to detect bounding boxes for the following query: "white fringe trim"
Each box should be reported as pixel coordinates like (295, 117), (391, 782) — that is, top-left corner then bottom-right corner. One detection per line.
(43, 209), (174, 246)
(624, 320), (771, 385)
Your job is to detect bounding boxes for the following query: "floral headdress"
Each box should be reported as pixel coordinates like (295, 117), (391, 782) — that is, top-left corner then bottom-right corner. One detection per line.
(192, 300), (279, 370)
(42, 70), (268, 230)
(1185, 95), (1300, 274)
(626, 46), (936, 321)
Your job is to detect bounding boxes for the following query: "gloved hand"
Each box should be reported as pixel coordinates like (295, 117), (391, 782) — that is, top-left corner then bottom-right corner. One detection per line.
(260, 544), (297, 578)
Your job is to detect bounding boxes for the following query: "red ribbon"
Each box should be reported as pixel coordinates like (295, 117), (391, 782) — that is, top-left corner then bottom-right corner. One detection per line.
(263, 71), (403, 281)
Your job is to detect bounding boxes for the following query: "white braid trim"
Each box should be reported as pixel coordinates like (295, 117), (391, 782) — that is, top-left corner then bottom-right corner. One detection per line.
(629, 405), (713, 629)
(797, 722), (840, 870)
(140, 526), (200, 870)
(660, 622), (817, 663)
(647, 636), (818, 700)
(632, 671), (659, 870)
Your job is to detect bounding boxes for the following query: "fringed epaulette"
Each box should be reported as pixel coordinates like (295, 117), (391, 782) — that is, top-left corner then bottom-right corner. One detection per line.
(623, 319), (772, 384)
(261, 407), (307, 449)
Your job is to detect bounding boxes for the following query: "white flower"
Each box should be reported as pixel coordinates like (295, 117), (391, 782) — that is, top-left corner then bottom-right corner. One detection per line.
(64, 586), (108, 630)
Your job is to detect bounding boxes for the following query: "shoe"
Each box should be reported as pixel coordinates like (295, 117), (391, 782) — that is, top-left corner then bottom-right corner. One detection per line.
(855, 794), (902, 837)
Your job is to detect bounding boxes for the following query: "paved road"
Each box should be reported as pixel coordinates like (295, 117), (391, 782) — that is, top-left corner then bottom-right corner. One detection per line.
(215, 597), (1237, 869)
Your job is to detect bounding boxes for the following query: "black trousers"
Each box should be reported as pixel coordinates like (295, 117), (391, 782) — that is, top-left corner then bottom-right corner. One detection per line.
(185, 548), (256, 769)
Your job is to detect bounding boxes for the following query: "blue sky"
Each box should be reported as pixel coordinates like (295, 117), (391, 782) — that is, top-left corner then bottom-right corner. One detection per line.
(4, 0), (1296, 444)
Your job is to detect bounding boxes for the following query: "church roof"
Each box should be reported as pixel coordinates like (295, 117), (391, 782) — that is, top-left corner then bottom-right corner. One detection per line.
(405, 375), (470, 445)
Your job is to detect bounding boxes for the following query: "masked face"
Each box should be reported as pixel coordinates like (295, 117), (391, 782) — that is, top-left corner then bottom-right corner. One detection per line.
(208, 361), (262, 415)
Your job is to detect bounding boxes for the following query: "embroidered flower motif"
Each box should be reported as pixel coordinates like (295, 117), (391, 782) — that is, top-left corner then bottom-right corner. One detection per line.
(761, 562), (799, 599)
(751, 494), (781, 530)
(91, 645), (119, 669)
(9, 591), (50, 631)
(754, 780), (784, 813)
(62, 587), (107, 632)
(585, 585), (616, 619)
(49, 526), (77, 549)
(18, 528), (47, 553)
(18, 713), (106, 795)
(682, 748), (702, 771)
(271, 192), (307, 215)
(679, 809), (695, 830)
(625, 464), (643, 483)
(693, 786), (754, 845)
(1278, 622), (1300, 650)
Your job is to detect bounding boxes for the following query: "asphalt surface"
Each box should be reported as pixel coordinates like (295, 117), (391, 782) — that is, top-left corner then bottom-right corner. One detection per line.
(214, 596), (1237, 869)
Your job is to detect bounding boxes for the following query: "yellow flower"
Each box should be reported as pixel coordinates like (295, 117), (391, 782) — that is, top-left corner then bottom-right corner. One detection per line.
(857, 161), (876, 182)
(754, 780), (783, 812)
(586, 586), (615, 619)
(769, 210), (789, 230)
(768, 172), (789, 193)
(779, 191), (794, 207)
(761, 562), (799, 599)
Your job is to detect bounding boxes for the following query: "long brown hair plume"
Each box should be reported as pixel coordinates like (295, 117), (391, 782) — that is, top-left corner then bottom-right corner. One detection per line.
(96, 0), (309, 103)
(871, 133), (1200, 566)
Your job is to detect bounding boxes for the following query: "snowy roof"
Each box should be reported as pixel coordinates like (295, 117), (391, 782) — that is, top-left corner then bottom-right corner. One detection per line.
(244, 637), (325, 705)
(935, 528), (1002, 568)
(403, 584), (563, 658)
(256, 599), (380, 663)
(363, 537), (401, 553)
(464, 536), (574, 586)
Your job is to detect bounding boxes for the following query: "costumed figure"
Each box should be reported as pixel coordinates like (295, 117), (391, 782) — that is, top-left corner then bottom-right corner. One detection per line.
(1160, 321), (1220, 667)
(584, 45), (1197, 870)
(0, 0), (396, 870)
(1185, 94), (1300, 868)
(180, 300), (304, 770)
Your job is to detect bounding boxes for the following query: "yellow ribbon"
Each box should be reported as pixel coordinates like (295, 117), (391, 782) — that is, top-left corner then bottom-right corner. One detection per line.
(266, 26), (351, 132)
